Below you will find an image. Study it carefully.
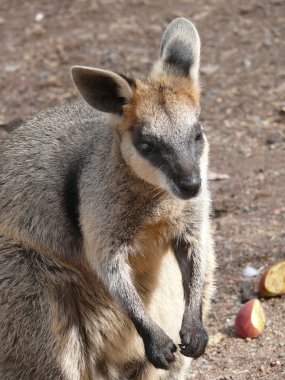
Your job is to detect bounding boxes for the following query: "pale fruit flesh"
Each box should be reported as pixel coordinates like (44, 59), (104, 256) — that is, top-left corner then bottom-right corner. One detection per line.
(259, 261), (285, 298)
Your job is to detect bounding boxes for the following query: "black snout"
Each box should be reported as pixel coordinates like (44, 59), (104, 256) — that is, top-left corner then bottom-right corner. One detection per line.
(175, 175), (201, 199)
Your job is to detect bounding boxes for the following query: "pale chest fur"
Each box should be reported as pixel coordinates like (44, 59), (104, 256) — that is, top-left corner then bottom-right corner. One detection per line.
(128, 198), (187, 294)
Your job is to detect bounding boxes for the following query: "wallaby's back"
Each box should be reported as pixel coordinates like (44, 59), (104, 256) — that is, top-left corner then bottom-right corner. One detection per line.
(0, 102), (131, 379)
(0, 102), (111, 258)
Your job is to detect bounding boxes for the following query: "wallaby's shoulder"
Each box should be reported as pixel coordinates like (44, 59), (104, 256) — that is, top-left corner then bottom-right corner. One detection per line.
(1, 101), (110, 153)
(0, 101), (114, 258)
(0, 101), (115, 194)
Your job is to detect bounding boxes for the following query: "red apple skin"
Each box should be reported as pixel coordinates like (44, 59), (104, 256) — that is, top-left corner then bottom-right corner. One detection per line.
(235, 299), (265, 339)
(259, 271), (274, 298)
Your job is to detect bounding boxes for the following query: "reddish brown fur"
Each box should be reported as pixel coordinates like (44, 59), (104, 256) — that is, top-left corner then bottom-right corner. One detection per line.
(121, 76), (200, 131)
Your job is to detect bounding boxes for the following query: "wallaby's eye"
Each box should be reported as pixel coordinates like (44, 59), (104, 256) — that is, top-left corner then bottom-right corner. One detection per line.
(194, 123), (203, 142)
(195, 132), (203, 142)
(138, 142), (155, 154)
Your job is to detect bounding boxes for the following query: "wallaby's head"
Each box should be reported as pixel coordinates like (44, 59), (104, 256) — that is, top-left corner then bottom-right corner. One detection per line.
(71, 18), (208, 200)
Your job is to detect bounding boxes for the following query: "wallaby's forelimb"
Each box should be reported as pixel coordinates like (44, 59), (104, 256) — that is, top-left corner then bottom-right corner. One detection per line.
(173, 233), (208, 358)
(94, 244), (177, 369)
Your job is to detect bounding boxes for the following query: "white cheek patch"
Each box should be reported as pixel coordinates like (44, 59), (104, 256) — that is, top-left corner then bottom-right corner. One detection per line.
(120, 132), (171, 192)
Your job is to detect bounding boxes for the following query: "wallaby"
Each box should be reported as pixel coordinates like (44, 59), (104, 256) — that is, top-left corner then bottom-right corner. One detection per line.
(0, 18), (215, 380)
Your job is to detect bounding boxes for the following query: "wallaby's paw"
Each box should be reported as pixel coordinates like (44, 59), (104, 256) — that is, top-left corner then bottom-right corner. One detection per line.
(179, 319), (208, 359)
(144, 329), (177, 370)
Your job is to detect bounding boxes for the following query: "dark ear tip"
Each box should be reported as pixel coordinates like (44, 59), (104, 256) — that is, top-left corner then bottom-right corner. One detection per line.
(70, 66), (78, 74)
(71, 66), (96, 83)
(70, 66), (87, 81)
(70, 66), (80, 82)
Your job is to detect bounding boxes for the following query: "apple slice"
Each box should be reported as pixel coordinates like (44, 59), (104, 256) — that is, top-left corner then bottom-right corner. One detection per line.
(235, 299), (266, 339)
(259, 261), (285, 298)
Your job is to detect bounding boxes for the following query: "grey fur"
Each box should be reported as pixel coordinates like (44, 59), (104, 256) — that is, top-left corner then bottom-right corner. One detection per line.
(157, 18), (200, 81)
(0, 17), (215, 380)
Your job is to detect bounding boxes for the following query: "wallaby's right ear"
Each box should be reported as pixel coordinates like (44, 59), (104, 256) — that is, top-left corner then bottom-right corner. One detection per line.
(153, 18), (200, 83)
(71, 66), (134, 115)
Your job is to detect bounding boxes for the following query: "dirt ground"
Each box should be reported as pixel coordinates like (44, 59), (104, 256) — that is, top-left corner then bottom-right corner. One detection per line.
(1, 0), (284, 379)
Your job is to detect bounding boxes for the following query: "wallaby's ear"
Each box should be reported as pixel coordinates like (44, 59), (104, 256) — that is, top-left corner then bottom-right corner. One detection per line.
(71, 66), (134, 114)
(155, 18), (200, 82)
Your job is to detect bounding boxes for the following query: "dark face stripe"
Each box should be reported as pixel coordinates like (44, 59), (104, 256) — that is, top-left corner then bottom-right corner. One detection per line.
(131, 124), (205, 182)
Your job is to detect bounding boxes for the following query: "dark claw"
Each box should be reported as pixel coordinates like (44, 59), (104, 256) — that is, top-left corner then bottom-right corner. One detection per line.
(165, 350), (176, 363)
(179, 319), (209, 359)
(143, 328), (177, 370)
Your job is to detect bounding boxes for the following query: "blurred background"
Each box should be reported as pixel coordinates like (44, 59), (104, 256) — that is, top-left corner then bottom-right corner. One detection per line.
(0, 1), (284, 379)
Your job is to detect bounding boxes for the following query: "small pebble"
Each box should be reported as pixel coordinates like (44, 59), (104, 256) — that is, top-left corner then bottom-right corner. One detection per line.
(263, 37), (272, 47)
(243, 265), (259, 278)
(270, 360), (281, 367)
(35, 12), (45, 22)
(258, 365), (266, 374)
(244, 59), (252, 70)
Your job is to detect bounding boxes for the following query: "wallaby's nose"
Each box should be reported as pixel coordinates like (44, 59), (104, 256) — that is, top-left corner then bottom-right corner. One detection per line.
(177, 175), (201, 198)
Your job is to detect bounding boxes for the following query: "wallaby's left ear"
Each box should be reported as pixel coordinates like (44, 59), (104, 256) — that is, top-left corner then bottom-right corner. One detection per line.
(71, 66), (134, 115)
(155, 18), (200, 82)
